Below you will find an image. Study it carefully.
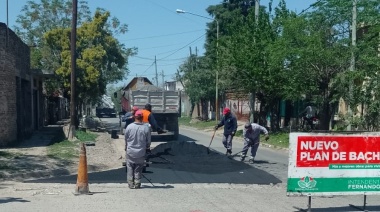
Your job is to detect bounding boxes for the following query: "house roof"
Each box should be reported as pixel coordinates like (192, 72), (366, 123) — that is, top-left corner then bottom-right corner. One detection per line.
(122, 77), (153, 90)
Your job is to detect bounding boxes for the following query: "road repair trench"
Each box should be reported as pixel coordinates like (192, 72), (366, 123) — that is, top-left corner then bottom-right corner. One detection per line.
(145, 141), (282, 185)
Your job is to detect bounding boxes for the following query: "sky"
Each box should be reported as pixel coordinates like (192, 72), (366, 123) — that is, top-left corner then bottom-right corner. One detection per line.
(1, 0), (316, 88)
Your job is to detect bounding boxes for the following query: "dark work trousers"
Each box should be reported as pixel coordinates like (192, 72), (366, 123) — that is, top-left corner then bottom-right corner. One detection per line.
(241, 139), (260, 158)
(222, 134), (233, 150)
(126, 157), (144, 185)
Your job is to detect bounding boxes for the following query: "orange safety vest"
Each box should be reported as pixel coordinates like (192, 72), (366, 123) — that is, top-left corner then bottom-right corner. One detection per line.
(141, 109), (151, 123)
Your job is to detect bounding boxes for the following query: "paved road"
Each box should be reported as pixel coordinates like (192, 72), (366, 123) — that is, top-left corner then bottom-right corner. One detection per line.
(1, 121), (380, 211)
(100, 116), (122, 132)
(24, 127), (284, 185)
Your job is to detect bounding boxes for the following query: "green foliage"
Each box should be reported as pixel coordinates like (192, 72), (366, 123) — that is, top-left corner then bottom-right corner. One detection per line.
(261, 132), (289, 148)
(47, 131), (96, 160)
(235, 129), (243, 137)
(15, 0), (135, 101)
(14, 0), (92, 96)
(14, 0), (91, 47)
(193, 0), (380, 131)
(44, 10), (133, 103)
(47, 140), (80, 159)
(76, 131), (98, 142)
(177, 56), (216, 118)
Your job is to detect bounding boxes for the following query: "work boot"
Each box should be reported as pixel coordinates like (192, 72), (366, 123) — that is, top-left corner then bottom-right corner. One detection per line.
(226, 149), (232, 156)
(128, 180), (135, 189)
(134, 180), (141, 189)
(248, 156), (255, 164)
(134, 183), (141, 189)
(157, 129), (167, 134)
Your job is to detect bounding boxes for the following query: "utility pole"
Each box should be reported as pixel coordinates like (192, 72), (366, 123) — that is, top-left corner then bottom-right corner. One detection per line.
(155, 56), (158, 87)
(250, 0), (259, 123)
(255, 0), (259, 23)
(189, 47), (194, 72)
(195, 47), (198, 70)
(347, 0), (357, 131)
(161, 70), (165, 90)
(6, 0), (9, 47)
(216, 20), (219, 122)
(175, 9), (219, 121)
(69, 0), (78, 140)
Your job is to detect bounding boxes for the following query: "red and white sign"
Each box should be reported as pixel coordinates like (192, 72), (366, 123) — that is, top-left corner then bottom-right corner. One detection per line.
(297, 136), (380, 167)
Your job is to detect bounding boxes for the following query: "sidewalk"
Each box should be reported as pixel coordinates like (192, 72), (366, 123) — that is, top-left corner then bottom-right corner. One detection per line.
(16, 125), (66, 148)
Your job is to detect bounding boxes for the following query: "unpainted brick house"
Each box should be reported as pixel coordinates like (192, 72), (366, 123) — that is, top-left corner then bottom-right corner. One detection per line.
(0, 23), (49, 146)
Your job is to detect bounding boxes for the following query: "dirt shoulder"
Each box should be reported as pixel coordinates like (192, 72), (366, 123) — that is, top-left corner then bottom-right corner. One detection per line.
(0, 132), (123, 181)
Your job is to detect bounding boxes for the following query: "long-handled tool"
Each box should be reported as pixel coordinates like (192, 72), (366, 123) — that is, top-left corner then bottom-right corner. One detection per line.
(229, 142), (261, 159)
(148, 153), (174, 164)
(142, 173), (155, 187)
(207, 129), (217, 154)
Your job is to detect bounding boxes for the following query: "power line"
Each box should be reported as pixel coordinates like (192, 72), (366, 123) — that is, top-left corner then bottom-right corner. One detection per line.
(298, 0), (324, 15)
(132, 55), (154, 60)
(130, 57), (187, 62)
(156, 62), (183, 66)
(129, 62), (155, 66)
(140, 61), (155, 75)
(120, 29), (204, 41)
(139, 42), (190, 50)
(144, 0), (177, 14)
(158, 33), (206, 60)
(160, 57), (188, 61)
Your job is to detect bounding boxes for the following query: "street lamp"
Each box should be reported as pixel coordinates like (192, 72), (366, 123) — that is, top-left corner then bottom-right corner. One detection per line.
(176, 9), (220, 122)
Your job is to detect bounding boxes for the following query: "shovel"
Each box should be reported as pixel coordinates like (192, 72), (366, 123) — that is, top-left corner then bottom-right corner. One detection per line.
(207, 129), (217, 154)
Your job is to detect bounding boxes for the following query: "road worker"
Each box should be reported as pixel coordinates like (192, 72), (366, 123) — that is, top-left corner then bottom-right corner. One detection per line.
(141, 103), (166, 134)
(124, 110), (151, 189)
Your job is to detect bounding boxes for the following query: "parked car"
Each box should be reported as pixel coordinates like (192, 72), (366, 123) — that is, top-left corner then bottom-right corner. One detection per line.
(96, 107), (117, 118)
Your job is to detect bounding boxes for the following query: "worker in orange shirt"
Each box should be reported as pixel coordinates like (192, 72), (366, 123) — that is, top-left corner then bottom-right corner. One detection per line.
(141, 103), (166, 134)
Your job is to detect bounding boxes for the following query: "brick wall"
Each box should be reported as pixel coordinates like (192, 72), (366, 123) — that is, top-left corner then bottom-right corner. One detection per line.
(0, 22), (31, 146)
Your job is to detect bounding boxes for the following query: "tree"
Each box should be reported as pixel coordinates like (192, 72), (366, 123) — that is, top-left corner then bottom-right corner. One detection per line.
(177, 55), (215, 119)
(44, 10), (133, 105)
(355, 24), (380, 130)
(14, 0), (132, 97)
(310, 0), (380, 130)
(14, 0), (92, 69)
(206, 0), (287, 128)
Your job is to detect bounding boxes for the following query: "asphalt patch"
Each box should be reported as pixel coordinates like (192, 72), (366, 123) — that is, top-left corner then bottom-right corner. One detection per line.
(25, 141), (282, 185)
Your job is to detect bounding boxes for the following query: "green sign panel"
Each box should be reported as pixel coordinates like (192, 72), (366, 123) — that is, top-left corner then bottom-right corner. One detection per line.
(329, 164), (380, 169)
(287, 176), (380, 193)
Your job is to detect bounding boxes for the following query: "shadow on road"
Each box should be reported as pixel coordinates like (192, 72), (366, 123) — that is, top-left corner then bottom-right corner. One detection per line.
(26, 141), (281, 185)
(0, 197), (30, 204)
